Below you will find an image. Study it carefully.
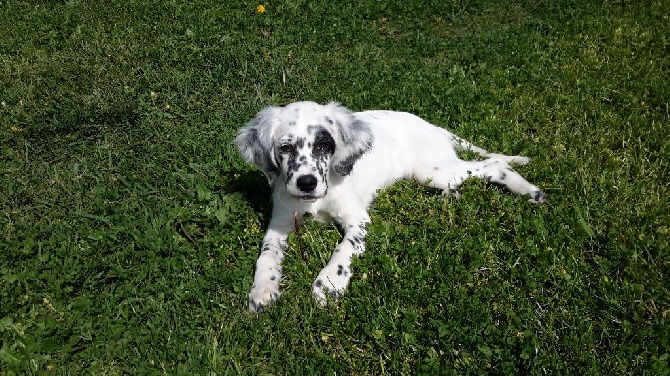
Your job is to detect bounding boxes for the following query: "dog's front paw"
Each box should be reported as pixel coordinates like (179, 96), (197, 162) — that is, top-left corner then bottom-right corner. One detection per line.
(248, 283), (280, 313)
(312, 264), (351, 306)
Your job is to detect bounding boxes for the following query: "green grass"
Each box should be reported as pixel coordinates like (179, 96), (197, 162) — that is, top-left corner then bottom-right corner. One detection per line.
(1, 0), (668, 374)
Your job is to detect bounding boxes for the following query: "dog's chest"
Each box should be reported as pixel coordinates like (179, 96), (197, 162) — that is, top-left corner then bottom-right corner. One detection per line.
(310, 209), (334, 225)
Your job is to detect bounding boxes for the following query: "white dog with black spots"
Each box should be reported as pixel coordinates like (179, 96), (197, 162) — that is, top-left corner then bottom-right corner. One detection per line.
(236, 101), (546, 312)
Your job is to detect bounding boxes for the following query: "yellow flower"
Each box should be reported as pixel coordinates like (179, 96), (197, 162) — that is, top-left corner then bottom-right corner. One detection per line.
(11, 125), (22, 132)
(256, 4), (266, 14)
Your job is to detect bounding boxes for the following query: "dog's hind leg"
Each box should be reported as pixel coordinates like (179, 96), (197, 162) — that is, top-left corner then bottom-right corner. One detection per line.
(450, 135), (531, 166)
(417, 158), (546, 203)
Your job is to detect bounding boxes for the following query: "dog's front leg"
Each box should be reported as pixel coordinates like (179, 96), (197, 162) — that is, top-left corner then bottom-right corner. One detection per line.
(248, 214), (294, 312)
(312, 216), (369, 306)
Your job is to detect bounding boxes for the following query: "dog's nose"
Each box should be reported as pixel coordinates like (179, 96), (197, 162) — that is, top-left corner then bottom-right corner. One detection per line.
(296, 174), (318, 192)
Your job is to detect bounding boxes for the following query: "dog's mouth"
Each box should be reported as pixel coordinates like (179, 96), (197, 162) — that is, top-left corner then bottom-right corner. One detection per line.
(293, 194), (319, 202)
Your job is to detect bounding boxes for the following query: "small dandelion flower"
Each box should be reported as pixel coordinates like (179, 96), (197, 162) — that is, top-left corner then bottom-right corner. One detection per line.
(256, 4), (266, 14)
(11, 125), (22, 132)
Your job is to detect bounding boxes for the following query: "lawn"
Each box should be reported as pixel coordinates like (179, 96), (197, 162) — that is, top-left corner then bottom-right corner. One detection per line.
(1, 0), (668, 374)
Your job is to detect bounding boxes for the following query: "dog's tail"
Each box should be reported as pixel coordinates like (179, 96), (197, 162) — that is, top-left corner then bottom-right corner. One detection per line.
(451, 135), (531, 166)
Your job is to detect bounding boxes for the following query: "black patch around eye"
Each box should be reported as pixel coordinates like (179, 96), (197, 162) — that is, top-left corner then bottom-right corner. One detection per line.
(313, 129), (336, 156)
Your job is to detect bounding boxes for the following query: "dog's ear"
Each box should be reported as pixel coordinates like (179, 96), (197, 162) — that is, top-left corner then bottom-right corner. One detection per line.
(325, 102), (374, 176)
(235, 106), (281, 185)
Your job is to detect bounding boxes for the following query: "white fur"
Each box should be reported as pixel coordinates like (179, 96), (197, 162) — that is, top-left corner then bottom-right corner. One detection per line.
(236, 101), (545, 312)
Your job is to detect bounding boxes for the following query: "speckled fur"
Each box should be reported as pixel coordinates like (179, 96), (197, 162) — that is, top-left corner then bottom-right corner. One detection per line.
(236, 101), (546, 312)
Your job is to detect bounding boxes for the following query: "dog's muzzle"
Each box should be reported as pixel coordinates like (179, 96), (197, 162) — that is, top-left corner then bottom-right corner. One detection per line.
(293, 174), (321, 201)
(296, 174), (318, 193)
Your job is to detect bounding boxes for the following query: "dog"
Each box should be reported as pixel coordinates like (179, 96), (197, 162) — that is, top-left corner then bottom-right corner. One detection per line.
(236, 101), (546, 312)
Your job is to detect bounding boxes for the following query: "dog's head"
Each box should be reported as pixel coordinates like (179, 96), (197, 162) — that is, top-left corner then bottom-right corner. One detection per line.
(236, 101), (374, 201)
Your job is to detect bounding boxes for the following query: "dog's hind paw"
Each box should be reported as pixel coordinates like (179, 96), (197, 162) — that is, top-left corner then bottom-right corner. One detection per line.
(441, 188), (461, 200)
(509, 156), (531, 166)
(529, 190), (547, 204)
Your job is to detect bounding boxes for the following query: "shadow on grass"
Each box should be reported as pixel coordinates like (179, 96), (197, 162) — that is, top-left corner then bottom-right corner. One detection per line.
(224, 168), (274, 226)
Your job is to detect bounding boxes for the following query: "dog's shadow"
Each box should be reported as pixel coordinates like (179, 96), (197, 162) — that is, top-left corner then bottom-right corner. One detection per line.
(225, 168), (274, 227)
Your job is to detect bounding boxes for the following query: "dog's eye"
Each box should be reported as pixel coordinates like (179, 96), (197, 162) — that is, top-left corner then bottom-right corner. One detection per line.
(278, 144), (293, 153)
(314, 141), (332, 152)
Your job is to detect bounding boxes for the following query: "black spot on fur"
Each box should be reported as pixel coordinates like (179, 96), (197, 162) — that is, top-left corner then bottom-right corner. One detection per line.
(315, 279), (323, 288)
(285, 140), (305, 181)
(333, 118), (374, 176)
(333, 147), (368, 175)
(500, 172), (507, 180)
(295, 137), (305, 149)
(250, 300), (262, 312)
(307, 124), (319, 134)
